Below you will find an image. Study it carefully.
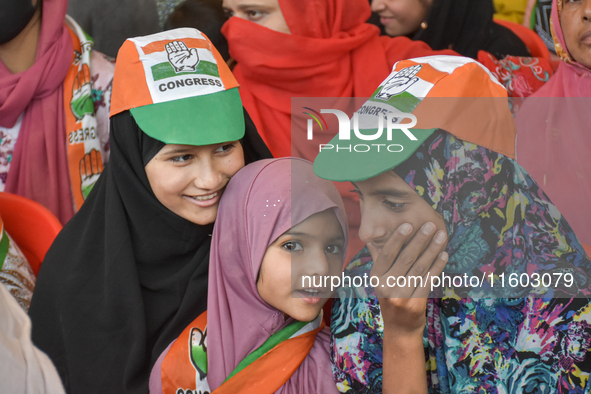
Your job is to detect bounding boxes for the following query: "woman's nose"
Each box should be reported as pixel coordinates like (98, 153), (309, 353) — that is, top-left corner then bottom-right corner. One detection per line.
(301, 250), (331, 278)
(371, 0), (386, 12)
(193, 161), (223, 190)
(583, 0), (591, 20)
(358, 204), (389, 246)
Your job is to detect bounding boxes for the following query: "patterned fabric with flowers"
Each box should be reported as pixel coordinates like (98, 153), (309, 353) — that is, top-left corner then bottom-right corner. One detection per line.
(0, 230), (35, 311)
(330, 130), (591, 393)
(478, 51), (554, 115)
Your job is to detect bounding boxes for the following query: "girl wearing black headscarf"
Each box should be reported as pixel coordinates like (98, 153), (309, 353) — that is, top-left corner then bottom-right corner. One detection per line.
(372, 0), (530, 59)
(28, 28), (271, 394)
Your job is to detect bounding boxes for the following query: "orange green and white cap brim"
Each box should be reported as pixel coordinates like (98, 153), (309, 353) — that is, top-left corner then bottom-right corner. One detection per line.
(314, 55), (515, 182)
(110, 28), (244, 146)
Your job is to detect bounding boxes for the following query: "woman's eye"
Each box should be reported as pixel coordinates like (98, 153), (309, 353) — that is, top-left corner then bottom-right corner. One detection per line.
(350, 187), (363, 200)
(383, 199), (405, 211)
(245, 9), (265, 21)
(170, 154), (193, 163)
(215, 143), (235, 153)
(325, 244), (342, 254)
(223, 8), (234, 18)
(282, 241), (303, 252)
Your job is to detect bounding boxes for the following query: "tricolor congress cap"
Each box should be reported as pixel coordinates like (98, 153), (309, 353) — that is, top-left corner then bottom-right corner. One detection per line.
(110, 28), (244, 146)
(314, 55), (512, 182)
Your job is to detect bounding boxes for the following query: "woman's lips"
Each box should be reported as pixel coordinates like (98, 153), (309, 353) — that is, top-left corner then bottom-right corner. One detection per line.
(580, 30), (591, 44)
(184, 190), (222, 208)
(295, 289), (323, 304)
(380, 16), (395, 26)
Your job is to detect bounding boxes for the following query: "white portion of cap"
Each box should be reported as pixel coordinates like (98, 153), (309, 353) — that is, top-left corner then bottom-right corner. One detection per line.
(128, 28), (226, 104)
(407, 55), (504, 87)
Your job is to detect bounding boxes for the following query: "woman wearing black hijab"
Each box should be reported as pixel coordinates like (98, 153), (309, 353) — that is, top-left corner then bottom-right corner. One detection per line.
(372, 0), (530, 59)
(28, 29), (271, 393)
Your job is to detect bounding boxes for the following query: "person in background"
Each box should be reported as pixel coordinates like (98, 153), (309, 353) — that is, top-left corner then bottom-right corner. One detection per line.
(0, 284), (65, 394)
(165, 0), (230, 62)
(371, 0), (530, 59)
(0, 0), (114, 224)
(28, 29), (271, 394)
(67, 0), (160, 58)
(515, 0), (591, 247)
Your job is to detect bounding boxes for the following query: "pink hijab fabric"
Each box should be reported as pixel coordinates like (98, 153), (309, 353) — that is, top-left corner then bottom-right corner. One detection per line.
(207, 158), (347, 393)
(0, 0), (74, 223)
(515, 0), (591, 245)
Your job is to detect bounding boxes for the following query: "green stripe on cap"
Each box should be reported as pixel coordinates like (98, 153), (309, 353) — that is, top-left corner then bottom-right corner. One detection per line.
(130, 87), (244, 146)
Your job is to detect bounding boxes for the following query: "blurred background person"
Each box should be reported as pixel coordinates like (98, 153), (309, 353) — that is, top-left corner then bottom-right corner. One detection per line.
(67, 0), (160, 58)
(515, 0), (591, 247)
(371, 0), (530, 59)
(165, 0), (230, 62)
(0, 0), (114, 224)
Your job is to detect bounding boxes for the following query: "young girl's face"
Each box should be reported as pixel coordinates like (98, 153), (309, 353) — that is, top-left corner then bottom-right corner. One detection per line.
(257, 209), (345, 322)
(145, 141), (245, 225)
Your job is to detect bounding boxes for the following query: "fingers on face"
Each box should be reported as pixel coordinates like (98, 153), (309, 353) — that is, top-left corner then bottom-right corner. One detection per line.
(371, 223), (412, 278)
(372, 222), (448, 298)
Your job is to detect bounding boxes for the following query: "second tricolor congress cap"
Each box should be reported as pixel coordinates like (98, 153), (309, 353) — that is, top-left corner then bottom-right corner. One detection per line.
(314, 55), (515, 182)
(110, 28), (244, 146)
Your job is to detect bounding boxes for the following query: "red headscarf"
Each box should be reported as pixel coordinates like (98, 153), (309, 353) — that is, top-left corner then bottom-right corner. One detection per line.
(223, 0), (457, 158)
(0, 0), (74, 223)
(515, 0), (591, 245)
(223, 0), (457, 259)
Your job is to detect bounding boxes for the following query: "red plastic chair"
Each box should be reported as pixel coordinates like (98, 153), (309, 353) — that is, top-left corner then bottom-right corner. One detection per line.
(0, 192), (62, 276)
(494, 19), (551, 60)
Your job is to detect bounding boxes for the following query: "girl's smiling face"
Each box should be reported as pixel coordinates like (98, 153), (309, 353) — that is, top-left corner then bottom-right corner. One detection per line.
(561, 0), (591, 68)
(352, 170), (447, 263)
(257, 209), (346, 322)
(145, 141), (245, 225)
(222, 0), (291, 34)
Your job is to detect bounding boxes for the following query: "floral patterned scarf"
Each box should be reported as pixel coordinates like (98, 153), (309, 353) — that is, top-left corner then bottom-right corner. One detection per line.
(331, 130), (591, 393)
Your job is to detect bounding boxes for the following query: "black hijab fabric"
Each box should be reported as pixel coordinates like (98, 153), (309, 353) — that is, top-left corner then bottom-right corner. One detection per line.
(414, 0), (530, 59)
(28, 110), (272, 393)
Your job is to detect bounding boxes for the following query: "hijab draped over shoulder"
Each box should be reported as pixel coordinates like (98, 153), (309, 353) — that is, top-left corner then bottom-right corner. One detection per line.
(515, 0), (591, 245)
(28, 110), (271, 394)
(207, 158), (347, 393)
(0, 0), (74, 223)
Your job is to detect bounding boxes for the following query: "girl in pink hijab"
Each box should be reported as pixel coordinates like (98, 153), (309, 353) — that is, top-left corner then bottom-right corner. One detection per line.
(150, 158), (347, 394)
(515, 0), (591, 247)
